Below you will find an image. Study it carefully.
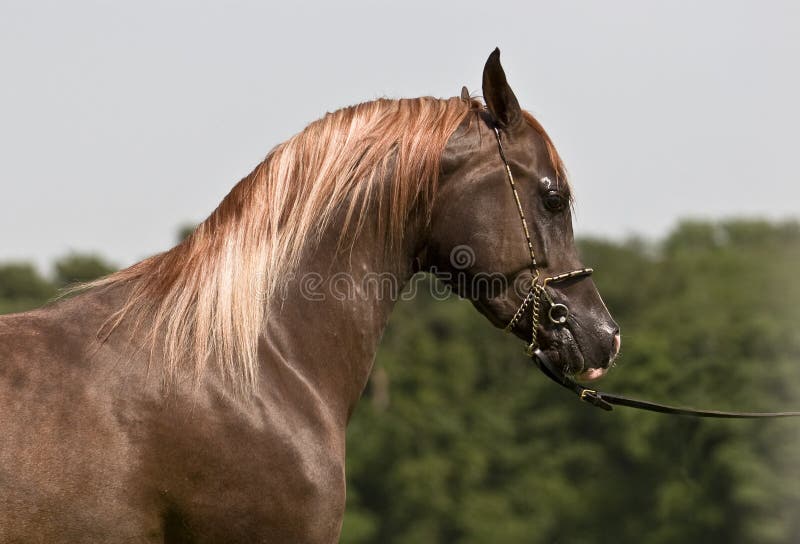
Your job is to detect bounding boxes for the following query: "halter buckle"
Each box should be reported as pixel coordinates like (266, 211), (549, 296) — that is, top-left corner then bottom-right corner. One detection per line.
(579, 389), (597, 401)
(578, 389), (614, 411)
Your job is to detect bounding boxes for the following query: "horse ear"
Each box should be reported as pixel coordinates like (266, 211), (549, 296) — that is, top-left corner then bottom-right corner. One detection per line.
(482, 48), (522, 128)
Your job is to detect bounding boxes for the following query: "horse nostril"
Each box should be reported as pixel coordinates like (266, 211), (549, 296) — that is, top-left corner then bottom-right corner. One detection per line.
(612, 332), (621, 358)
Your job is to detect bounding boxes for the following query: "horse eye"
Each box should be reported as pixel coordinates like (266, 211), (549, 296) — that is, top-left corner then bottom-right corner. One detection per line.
(543, 191), (566, 211)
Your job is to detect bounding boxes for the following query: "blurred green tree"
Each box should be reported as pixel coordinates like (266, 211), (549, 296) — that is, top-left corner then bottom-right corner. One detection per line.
(0, 263), (56, 314)
(53, 253), (116, 287)
(177, 223), (198, 243)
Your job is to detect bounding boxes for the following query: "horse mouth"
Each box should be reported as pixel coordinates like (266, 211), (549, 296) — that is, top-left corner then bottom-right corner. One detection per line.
(575, 366), (608, 382)
(540, 327), (612, 382)
(471, 296), (612, 381)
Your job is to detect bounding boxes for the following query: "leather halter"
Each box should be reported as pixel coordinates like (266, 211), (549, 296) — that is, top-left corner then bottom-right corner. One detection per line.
(492, 122), (800, 418)
(492, 125), (592, 355)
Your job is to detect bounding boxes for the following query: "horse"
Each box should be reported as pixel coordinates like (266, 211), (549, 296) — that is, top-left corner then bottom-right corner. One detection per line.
(0, 49), (619, 543)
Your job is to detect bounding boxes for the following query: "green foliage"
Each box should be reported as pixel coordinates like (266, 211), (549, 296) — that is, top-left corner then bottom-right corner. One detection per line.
(53, 253), (116, 287)
(0, 252), (117, 314)
(177, 223), (198, 243)
(0, 263), (54, 300)
(0, 262), (56, 314)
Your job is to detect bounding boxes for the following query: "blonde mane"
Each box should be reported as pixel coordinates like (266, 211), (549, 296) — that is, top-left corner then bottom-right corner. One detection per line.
(85, 95), (567, 395)
(86, 96), (479, 393)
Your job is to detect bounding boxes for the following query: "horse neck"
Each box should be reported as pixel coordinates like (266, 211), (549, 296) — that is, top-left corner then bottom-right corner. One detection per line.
(259, 207), (424, 421)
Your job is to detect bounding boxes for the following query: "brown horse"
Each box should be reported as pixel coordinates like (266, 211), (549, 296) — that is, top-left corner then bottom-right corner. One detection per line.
(0, 50), (619, 543)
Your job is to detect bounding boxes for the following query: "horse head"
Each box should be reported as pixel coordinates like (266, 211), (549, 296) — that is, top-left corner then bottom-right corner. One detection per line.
(424, 49), (620, 381)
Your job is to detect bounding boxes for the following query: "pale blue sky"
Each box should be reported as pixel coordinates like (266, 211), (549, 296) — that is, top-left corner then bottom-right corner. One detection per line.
(2, 1), (798, 271)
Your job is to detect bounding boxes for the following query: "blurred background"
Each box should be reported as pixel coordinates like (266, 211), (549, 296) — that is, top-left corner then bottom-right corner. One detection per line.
(2, 1), (799, 542)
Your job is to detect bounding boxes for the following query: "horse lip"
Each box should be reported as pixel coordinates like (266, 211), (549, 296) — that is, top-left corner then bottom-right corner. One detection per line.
(576, 366), (608, 382)
(539, 329), (585, 376)
(476, 297), (593, 378)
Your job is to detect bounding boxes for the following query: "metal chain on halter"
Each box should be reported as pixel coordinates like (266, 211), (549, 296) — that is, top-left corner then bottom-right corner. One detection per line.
(492, 126), (593, 355)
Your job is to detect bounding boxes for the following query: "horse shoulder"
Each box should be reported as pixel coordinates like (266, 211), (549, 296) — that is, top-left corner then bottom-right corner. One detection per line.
(0, 307), (162, 541)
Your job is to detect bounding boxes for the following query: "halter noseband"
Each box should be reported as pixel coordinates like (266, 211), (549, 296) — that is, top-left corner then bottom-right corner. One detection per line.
(492, 125), (593, 355)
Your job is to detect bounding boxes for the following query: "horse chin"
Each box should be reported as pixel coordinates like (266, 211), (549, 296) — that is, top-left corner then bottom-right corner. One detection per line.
(539, 328), (585, 376)
(541, 328), (610, 382)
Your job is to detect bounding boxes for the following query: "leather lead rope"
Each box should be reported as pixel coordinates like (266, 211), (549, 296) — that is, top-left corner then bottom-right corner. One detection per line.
(532, 349), (800, 418)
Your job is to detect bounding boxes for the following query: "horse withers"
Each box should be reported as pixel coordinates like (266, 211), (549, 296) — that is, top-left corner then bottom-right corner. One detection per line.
(0, 50), (618, 543)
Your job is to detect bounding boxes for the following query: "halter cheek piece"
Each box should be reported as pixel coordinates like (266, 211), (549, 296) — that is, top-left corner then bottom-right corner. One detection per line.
(492, 125), (592, 355)
(491, 121), (800, 418)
